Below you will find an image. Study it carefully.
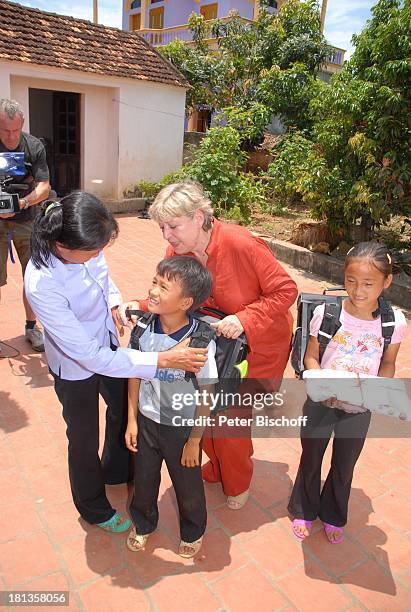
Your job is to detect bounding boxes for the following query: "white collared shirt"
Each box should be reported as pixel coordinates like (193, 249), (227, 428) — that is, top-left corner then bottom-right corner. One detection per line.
(24, 252), (157, 381)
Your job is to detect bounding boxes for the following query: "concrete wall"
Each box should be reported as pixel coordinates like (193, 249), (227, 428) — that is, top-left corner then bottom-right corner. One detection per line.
(1, 60), (186, 200)
(0, 70), (10, 98)
(268, 238), (411, 310)
(219, 0), (254, 19)
(167, 1), (195, 27)
(117, 78), (186, 196)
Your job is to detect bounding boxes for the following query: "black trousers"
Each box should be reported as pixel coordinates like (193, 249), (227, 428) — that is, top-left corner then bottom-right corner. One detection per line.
(288, 398), (371, 527)
(129, 412), (207, 543)
(52, 371), (133, 524)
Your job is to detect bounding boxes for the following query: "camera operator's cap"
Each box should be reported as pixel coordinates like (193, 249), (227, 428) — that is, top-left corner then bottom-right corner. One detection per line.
(44, 202), (62, 216)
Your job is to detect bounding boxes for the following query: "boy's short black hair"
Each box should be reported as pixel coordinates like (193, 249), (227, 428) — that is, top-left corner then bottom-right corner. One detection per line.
(156, 256), (212, 311)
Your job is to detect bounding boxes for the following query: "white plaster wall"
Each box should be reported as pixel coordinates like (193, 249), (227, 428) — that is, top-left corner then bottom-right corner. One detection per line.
(0, 70), (11, 99)
(1, 61), (186, 199)
(116, 79), (186, 197)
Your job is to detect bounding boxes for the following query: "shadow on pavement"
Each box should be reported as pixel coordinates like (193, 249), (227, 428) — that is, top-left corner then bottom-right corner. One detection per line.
(301, 487), (396, 595)
(0, 389), (29, 433)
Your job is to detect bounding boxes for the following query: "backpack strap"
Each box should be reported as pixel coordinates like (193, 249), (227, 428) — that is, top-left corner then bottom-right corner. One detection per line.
(188, 319), (216, 349)
(377, 296), (396, 354)
(129, 312), (156, 350)
(184, 319), (216, 386)
(318, 299), (343, 362)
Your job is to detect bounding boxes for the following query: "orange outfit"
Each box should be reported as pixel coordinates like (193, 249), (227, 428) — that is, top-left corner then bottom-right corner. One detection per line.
(142, 219), (298, 496)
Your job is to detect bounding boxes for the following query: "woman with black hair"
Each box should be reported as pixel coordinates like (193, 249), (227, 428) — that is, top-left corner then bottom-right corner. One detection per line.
(25, 191), (208, 532)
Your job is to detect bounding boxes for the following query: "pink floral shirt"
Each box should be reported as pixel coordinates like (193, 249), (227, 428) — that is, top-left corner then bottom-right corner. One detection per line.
(309, 302), (407, 412)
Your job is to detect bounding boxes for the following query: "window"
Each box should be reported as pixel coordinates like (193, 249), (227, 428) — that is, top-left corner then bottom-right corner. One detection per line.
(267, 1), (278, 8)
(200, 3), (218, 21)
(130, 13), (141, 30)
(130, 0), (141, 8)
(149, 6), (164, 29)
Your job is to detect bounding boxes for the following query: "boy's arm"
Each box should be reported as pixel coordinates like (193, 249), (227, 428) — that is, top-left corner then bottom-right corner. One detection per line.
(378, 343), (401, 378)
(125, 378), (141, 452)
(304, 335), (321, 370)
(181, 383), (213, 468)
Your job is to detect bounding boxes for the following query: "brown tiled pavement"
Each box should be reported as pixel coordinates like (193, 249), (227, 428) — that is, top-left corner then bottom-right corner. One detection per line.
(0, 215), (410, 611)
(0, 0), (186, 87)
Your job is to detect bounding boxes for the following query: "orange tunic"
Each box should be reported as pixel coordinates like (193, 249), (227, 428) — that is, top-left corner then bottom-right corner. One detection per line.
(166, 219), (298, 379)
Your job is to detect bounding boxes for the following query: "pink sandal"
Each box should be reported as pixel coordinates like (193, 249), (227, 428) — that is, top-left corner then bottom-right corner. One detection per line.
(322, 522), (344, 544)
(292, 519), (313, 540)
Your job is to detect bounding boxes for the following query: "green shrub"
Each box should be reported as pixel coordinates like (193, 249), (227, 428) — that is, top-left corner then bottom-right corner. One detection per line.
(147, 128), (267, 224)
(134, 180), (160, 199)
(267, 133), (349, 230)
(221, 103), (272, 147)
(182, 127), (266, 222)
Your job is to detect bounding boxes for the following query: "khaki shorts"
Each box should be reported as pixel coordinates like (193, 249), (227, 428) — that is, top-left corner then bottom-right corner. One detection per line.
(0, 219), (34, 286)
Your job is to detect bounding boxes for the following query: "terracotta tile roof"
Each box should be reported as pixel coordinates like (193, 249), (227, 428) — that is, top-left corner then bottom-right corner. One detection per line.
(0, 0), (187, 88)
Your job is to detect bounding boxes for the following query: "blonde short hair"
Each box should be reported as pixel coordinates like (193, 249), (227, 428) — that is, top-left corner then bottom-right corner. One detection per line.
(149, 181), (214, 231)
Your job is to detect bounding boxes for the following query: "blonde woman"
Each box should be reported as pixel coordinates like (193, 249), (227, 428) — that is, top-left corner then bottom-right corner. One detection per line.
(120, 181), (298, 509)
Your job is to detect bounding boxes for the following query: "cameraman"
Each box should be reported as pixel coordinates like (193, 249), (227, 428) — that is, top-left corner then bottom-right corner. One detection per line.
(0, 98), (50, 351)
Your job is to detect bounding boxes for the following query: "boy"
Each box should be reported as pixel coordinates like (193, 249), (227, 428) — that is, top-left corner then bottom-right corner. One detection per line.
(125, 256), (217, 558)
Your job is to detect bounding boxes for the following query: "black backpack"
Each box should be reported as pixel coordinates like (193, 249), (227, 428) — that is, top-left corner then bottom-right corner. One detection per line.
(127, 307), (249, 413)
(290, 289), (396, 378)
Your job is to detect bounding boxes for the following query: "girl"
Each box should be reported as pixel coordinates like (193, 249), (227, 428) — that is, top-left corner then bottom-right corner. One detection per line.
(288, 242), (407, 544)
(24, 192), (208, 532)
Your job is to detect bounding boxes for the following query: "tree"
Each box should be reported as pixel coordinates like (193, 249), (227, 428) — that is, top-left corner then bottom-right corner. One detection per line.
(268, 0), (411, 232)
(160, 1), (330, 134)
(160, 14), (225, 113)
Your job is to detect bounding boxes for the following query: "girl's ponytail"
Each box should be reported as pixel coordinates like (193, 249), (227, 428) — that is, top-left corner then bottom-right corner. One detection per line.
(30, 191), (118, 269)
(31, 200), (64, 268)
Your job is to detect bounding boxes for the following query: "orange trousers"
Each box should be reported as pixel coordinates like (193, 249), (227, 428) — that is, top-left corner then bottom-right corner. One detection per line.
(201, 331), (293, 498)
(202, 434), (254, 497)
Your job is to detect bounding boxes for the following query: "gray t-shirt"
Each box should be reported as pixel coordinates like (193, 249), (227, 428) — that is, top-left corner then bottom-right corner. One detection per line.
(136, 316), (218, 425)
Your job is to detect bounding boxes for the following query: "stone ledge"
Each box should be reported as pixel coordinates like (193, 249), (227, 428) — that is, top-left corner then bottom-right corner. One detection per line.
(264, 237), (411, 311)
(103, 198), (147, 214)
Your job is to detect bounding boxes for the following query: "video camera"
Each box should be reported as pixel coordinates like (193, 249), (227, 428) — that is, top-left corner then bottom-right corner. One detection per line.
(0, 152), (29, 215)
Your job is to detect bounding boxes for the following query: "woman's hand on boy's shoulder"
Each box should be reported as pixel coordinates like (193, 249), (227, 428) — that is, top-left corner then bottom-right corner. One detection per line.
(160, 339), (207, 372)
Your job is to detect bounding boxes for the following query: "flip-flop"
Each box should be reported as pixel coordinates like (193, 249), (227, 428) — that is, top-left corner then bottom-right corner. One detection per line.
(291, 519), (313, 540)
(97, 512), (131, 533)
(179, 536), (203, 558)
(322, 522), (344, 544)
(227, 489), (249, 510)
(126, 527), (151, 552)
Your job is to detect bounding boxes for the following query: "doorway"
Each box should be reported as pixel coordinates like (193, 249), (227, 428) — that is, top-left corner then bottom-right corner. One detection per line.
(29, 89), (81, 197)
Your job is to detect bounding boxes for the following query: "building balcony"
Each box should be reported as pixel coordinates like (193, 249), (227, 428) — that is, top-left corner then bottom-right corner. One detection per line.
(139, 25), (345, 70)
(139, 23), (195, 47)
(138, 14), (258, 47)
